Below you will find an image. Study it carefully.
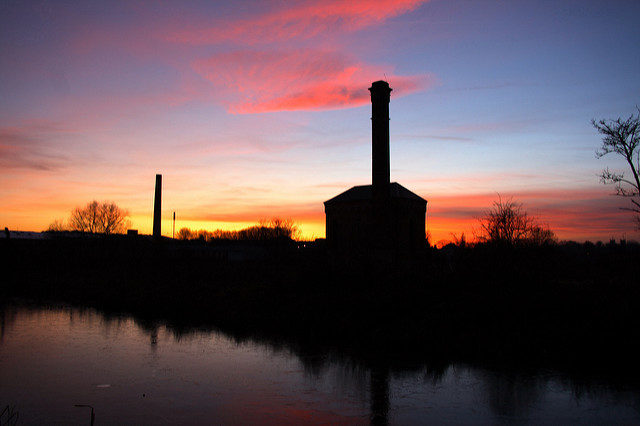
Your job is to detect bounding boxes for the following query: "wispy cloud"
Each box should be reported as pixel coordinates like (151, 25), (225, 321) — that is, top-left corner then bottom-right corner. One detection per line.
(169, 0), (429, 45)
(445, 119), (534, 134)
(0, 125), (69, 171)
(193, 49), (430, 113)
(58, 0), (434, 114)
(440, 82), (531, 93)
(397, 133), (475, 142)
(176, 0), (433, 113)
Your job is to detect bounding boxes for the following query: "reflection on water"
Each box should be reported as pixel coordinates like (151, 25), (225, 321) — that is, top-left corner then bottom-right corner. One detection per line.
(370, 368), (389, 425)
(0, 304), (638, 425)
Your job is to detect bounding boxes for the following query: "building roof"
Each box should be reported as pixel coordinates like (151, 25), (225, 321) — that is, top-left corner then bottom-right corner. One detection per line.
(324, 182), (427, 205)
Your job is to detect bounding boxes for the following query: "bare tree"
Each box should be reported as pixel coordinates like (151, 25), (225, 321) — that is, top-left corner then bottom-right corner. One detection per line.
(593, 108), (640, 229)
(69, 200), (101, 233)
(46, 219), (67, 232)
(258, 218), (300, 240)
(477, 196), (556, 245)
(99, 202), (130, 234)
(527, 225), (556, 246)
(69, 200), (130, 234)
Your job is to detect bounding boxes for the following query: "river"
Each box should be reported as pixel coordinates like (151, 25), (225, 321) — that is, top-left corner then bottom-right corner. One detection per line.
(0, 304), (638, 424)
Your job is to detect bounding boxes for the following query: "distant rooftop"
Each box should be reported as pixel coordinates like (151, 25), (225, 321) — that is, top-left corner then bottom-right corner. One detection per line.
(324, 182), (427, 205)
(0, 230), (47, 239)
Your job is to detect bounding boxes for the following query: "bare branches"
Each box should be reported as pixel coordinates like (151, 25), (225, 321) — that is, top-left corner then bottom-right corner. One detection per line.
(68, 200), (130, 234)
(593, 108), (640, 228)
(477, 196), (556, 245)
(593, 113), (640, 159)
(69, 200), (100, 233)
(99, 202), (130, 234)
(599, 167), (639, 197)
(46, 219), (67, 232)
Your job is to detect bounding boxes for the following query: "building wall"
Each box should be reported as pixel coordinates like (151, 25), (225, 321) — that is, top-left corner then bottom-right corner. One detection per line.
(393, 198), (427, 249)
(325, 198), (426, 251)
(326, 200), (375, 250)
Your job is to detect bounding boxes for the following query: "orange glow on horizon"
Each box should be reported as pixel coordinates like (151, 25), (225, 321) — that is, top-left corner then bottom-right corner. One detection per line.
(3, 186), (637, 244)
(127, 216), (328, 241)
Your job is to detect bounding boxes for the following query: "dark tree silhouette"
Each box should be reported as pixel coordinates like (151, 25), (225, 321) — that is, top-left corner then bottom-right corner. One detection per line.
(46, 219), (67, 232)
(593, 108), (640, 229)
(69, 200), (101, 233)
(176, 218), (299, 241)
(100, 202), (130, 234)
(176, 227), (194, 240)
(68, 200), (130, 234)
(477, 196), (555, 245)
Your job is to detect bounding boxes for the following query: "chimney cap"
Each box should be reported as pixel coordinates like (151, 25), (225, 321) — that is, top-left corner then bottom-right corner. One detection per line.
(369, 80), (392, 92)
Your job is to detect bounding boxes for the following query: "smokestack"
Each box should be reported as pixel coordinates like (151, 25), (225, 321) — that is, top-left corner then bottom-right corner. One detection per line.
(153, 174), (162, 239)
(369, 81), (392, 199)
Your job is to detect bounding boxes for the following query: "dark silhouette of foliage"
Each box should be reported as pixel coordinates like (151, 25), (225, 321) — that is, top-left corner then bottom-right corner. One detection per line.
(176, 227), (194, 240)
(177, 218), (299, 241)
(450, 232), (468, 247)
(527, 224), (557, 246)
(70, 200), (101, 233)
(593, 108), (640, 229)
(46, 219), (67, 232)
(477, 196), (556, 245)
(67, 200), (130, 234)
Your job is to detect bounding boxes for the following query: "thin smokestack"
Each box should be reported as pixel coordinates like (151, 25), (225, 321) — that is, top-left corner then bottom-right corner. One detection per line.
(153, 174), (162, 239)
(369, 81), (392, 199)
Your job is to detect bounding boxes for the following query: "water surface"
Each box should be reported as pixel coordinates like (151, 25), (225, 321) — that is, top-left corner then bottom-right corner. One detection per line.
(1, 305), (638, 424)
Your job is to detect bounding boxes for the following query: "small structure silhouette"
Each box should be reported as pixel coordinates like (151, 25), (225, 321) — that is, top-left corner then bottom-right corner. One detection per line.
(153, 174), (162, 240)
(324, 81), (427, 252)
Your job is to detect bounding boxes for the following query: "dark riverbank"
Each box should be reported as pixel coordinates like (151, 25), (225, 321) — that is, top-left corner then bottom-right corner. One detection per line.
(2, 236), (639, 377)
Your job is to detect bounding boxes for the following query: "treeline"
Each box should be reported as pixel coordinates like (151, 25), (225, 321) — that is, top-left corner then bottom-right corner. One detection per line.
(176, 218), (299, 242)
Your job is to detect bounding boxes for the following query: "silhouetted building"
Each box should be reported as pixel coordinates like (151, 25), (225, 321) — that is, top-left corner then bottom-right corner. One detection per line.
(324, 81), (427, 252)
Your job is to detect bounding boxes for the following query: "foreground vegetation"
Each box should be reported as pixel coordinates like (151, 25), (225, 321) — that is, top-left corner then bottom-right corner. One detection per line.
(176, 218), (299, 241)
(1, 236), (639, 377)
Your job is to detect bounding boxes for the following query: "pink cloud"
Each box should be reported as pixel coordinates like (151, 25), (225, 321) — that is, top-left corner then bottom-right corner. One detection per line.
(193, 50), (431, 113)
(169, 0), (429, 45)
(60, 1), (433, 115)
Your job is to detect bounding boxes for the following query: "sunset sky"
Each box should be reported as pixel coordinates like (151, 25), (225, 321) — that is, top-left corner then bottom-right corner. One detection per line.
(1, 0), (639, 243)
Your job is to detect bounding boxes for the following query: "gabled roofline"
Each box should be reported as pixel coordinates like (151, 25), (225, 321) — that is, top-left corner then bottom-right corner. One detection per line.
(324, 182), (427, 205)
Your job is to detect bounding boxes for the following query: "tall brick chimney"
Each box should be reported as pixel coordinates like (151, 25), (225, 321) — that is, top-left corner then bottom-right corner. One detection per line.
(369, 81), (392, 200)
(153, 174), (162, 239)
